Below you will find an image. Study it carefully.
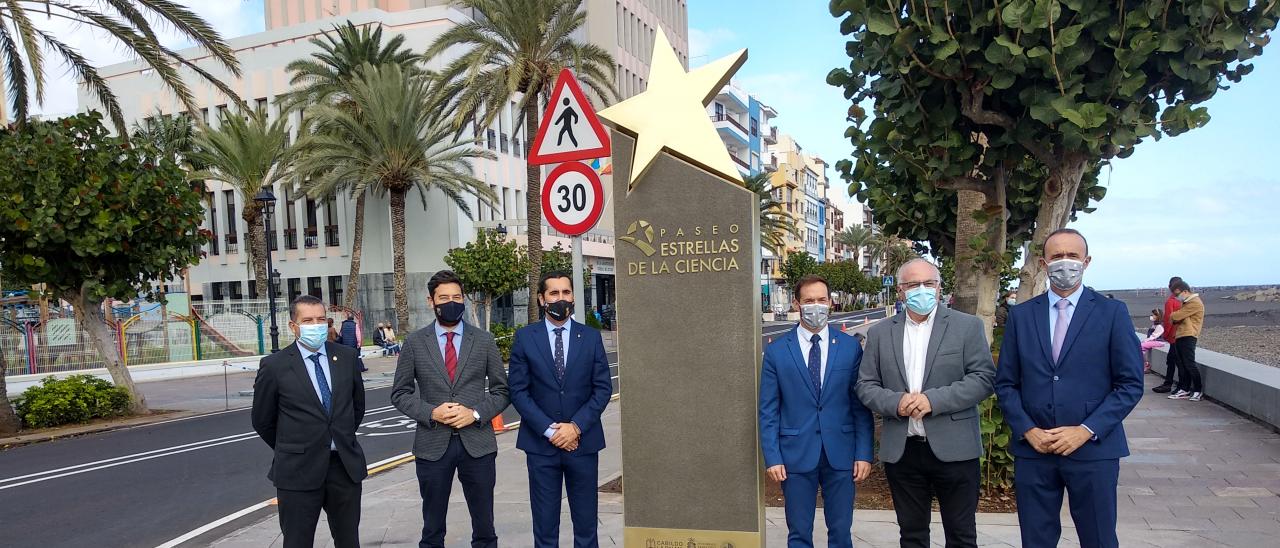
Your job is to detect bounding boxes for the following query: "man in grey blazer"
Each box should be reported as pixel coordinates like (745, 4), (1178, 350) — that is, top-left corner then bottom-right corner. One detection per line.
(391, 270), (510, 548)
(856, 259), (995, 548)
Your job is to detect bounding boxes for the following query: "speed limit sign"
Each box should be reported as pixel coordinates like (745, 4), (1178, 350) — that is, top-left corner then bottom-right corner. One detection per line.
(541, 162), (605, 236)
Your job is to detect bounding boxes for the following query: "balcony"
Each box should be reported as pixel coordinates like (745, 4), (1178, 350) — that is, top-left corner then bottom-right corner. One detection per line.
(764, 125), (778, 145)
(711, 112), (749, 144)
(731, 154), (751, 171)
(225, 234), (238, 254)
(285, 230), (298, 250)
(325, 225), (340, 247)
(765, 156), (778, 172)
(304, 227), (319, 249)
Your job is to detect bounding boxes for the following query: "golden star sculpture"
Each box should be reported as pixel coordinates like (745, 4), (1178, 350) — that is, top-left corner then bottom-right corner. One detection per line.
(598, 27), (746, 191)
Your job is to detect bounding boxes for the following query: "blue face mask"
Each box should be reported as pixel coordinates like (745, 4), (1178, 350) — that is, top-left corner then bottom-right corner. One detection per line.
(297, 323), (328, 350)
(905, 286), (938, 315)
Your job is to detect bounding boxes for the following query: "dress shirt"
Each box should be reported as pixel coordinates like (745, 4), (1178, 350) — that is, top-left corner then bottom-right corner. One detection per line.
(902, 308), (936, 437)
(296, 341), (336, 450)
(797, 324), (831, 389)
(1047, 285), (1084, 342)
(544, 319), (573, 440)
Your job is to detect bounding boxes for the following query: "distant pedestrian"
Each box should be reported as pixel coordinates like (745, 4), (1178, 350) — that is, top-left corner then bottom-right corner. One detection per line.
(995, 291), (1016, 328)
(1167, 281), (1205, 401)
(1152, 277), (1184, 394)
(327, 318), (340, 343)
(251, 295), (366, 548)
(374, 322), (402, 356)
(1141, 309), (1168, 373)
(339, 314), (359, 349)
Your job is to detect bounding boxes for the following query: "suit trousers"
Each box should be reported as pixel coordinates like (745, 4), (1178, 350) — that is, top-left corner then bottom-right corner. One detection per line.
(527, 450), (600, 548)
(1014, 456), (1119, 548)
(781, 451), (854, 548)
(276, 452), (362, 548)
(416, 435), (498, 548)
(884, 437), (979, 548)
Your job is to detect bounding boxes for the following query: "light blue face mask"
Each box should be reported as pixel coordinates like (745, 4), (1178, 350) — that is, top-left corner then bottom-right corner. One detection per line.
(297, 323), (328, 349)
(905, 286), (938, 315)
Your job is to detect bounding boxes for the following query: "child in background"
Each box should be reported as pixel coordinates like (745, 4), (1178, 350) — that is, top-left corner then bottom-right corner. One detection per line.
(1141, 309), (1167, 373)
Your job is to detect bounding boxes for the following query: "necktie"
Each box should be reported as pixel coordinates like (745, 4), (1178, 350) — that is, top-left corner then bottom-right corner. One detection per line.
(554, 327), (566, 383)
(808, 333), (822, 396)
(445, 332), (458, 382)
(308, 353), (331, 415)
(1052, 299), (1071, 363)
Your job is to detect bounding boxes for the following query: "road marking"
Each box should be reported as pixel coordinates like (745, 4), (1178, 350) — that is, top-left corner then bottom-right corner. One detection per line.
(0, 406), (403, 490)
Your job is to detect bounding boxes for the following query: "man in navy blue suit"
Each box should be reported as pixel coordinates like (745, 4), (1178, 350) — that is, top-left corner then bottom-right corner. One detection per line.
(760, 274), (875, 548)
(995, 229), (1144, 548)
(508, 270), (613, 548)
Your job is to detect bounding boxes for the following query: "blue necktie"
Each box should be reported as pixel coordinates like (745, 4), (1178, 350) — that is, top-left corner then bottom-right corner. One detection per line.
(309, 353), (332, 415)
(808, 333), (822, 396)
(554, 327), (566, 383)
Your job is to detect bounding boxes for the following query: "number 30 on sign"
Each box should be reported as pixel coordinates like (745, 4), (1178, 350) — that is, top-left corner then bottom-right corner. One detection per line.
(541, 162), (605, 236)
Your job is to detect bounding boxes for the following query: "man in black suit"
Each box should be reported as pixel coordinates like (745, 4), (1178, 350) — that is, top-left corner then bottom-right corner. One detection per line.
(252, 295), (367, 548)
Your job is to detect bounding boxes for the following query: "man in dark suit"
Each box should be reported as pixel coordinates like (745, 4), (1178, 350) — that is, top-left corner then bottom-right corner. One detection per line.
(856, 259), (995, 548)
(508, 271), (613, 548)
(995, 229), (1144, 548)
(759, 274), (875, 548)
(252, 295), (367, 548)
(391, 270), (510, 548)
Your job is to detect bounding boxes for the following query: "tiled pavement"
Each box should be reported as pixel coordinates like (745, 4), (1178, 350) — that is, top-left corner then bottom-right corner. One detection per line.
(207, 374), (1280, 547)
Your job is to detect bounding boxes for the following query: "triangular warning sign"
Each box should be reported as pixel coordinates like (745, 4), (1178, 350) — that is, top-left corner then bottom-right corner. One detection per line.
(528, 68), (612, 165)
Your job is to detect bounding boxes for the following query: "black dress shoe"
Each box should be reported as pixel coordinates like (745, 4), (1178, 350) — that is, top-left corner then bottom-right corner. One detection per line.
(1152, 384), (1172, 393)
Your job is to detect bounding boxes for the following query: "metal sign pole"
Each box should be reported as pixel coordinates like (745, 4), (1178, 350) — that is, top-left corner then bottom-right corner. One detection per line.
(572, 235), (585, 322)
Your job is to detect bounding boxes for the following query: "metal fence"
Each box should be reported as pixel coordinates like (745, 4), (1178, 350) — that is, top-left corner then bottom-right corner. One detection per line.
(0, 300), (364, 378)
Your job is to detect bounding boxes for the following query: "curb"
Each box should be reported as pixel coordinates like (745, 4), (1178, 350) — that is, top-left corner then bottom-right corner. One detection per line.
(0, 409), (201, 449)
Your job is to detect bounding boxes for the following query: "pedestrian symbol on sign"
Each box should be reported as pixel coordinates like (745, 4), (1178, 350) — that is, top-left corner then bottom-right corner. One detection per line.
(555, 98), (579, 147)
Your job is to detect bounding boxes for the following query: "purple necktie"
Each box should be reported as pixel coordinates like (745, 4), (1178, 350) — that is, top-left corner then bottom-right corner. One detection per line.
(1052, 299), (1071, 362)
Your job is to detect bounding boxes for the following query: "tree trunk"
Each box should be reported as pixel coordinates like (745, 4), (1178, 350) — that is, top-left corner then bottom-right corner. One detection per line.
(524, 102), (542, 324)
(343, 192), (366, 311)
(67, 286), (148, 414)
(0, 343), (20, 434)
(243, 202), (269, 299)
(390, 188), (410, 332)
(483, 296), (493, 331)
(951, 170), (1008, 343)
(1016, 154), (1088, 302)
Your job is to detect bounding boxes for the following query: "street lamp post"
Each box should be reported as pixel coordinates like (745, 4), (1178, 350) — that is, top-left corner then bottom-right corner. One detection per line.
(254, 186), (280, 353)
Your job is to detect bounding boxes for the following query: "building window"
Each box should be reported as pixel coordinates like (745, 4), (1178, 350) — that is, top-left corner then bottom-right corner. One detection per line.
(304, 197), (319, 249)
(750, 117), (759, 136)
(255, 97), (268, 117)
(328, 276), (343, 307)
(325, 195), (340, 247)
(229, 281), (244, 300)
(487, 129), (496, 150)
(307, 277), (322, 298)
(714, 102), (724, 120)
(287, 278), (301, 301)
(210, 282), (225, 301)
(207, 192), (220, 255)
(285, 187), (299, 249)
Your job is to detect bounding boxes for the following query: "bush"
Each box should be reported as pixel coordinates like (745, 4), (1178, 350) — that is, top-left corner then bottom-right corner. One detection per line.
(980, 327), (1014, 491)
(490, 323), (520, 363)
(14, 375), (132, 429)
(585, 313), (603, 330)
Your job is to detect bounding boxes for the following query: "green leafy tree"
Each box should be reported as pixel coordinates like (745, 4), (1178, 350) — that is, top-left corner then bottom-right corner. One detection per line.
(744, 172), (799, 253)
(445, 229), (531, 329)
(427, 0), (618, 323)
(781, 251), (819, 297)
(540, 242), (593, 289)
(293, 64), (496, 331)
(188, 109), (297, 299)
(0, 112), (210, 414)
(284, 21), (424, 311)
(0, 1), (241, 133)
(829, 0), (1280, 302)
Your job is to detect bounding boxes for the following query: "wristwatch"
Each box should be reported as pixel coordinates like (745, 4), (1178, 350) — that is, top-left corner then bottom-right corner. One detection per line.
(472, 410), (481, 424)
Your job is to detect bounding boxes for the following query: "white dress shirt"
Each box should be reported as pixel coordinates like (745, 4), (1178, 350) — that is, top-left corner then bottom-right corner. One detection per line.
(544, 319), (573, 440)
(797, 324), (831, 389)
(297, 341), (336, 450)
(903, 308), (936, 437)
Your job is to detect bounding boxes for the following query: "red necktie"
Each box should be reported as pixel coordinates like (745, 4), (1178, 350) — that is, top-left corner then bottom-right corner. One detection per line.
(445, 332), (458, 382)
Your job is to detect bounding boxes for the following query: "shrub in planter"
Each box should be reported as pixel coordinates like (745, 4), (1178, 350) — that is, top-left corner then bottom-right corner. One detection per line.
(14, 375), (132, 429)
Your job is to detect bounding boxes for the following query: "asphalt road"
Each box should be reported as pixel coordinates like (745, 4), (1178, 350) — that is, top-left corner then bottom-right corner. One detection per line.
(0, 310), (882, 548)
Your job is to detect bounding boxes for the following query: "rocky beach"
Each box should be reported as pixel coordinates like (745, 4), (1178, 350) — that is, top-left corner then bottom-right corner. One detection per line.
(1109, 285), (1280, 367)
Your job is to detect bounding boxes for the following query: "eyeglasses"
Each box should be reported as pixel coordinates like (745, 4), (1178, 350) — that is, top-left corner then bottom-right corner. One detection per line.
(898, 280), (940, 290)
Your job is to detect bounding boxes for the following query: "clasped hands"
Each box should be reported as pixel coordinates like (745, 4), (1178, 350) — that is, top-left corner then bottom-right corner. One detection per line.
(1024, 426), (1093, 456)
(897, 392), (932, 419)
(548, 422), (581, 452)
(432, 402), (478, 428)
(766, 461), (871, 483)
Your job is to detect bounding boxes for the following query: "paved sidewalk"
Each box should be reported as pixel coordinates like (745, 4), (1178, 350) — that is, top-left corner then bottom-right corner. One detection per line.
(204, 371), (1280, 547)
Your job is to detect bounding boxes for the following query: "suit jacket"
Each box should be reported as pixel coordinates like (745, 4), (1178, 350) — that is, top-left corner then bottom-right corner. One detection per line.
(855, 308), (996, 463)
(251, 342), (367, 490)
(390, 321), (510, 461)
(994, 286), (1144, 460)
(508, 320), (613, 456)
(759, 326), (874, 473)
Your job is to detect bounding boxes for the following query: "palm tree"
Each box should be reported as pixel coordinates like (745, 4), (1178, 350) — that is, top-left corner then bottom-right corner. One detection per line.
(293, 64), (497, 331)
(0, 1), (241, 133)
(883, 239), (919, 281)
(427, 0), (617, 323)
(188, 109), (297, 299)
(837, 224), (875, 264)
(131, 110), (200, 169)
(743, 173), (797, 254)
(282, 21), (423, 312)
